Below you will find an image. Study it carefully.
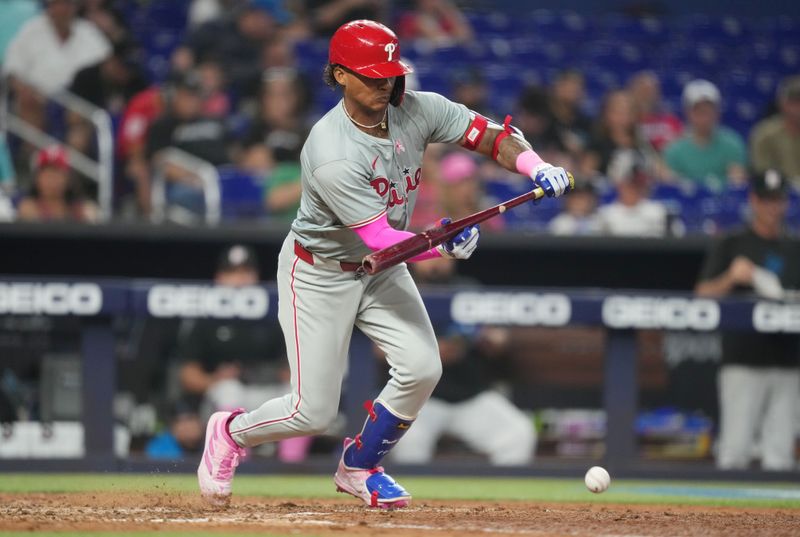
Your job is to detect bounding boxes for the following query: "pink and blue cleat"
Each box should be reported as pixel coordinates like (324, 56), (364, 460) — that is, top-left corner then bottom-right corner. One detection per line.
(334, 437), (411, 509)
(197, 409), (246, 507)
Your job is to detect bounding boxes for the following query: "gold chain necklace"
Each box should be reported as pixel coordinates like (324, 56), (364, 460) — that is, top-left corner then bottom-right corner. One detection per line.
(342, 102), (387, 130)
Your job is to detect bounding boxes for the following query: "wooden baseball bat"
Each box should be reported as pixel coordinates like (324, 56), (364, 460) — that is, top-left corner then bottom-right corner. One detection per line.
(361, 185), (546, 275)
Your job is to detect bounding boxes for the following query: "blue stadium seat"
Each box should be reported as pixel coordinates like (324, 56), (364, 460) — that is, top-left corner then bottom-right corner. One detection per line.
(758, 15), (800, 47)
(526, 10), (597, 42)
(218, 167), (265, 219)
(604, 15), (666, 44)
(466, 12), (514, 37)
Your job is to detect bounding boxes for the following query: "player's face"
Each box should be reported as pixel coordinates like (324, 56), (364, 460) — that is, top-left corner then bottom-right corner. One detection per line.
(337, 68), (395, 113)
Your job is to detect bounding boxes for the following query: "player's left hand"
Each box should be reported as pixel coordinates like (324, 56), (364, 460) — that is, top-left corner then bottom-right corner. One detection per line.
(437, 218), (480, 260)
(532, 164), (573, 198)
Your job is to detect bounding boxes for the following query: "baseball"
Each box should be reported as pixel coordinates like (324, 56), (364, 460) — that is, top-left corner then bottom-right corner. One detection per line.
(584, 466), (611, 493)
(498, 205), (506, 213)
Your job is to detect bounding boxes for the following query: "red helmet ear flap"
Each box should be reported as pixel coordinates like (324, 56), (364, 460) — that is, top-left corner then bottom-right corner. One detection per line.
(390, 75), (406, 106)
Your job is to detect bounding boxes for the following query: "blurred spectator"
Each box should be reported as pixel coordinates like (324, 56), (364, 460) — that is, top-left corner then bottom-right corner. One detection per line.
(196, 59), (231, 118)
(516, 85), (569, 166)
(238, 67), (310, 221)
(596, 149), (668, 237)
(695, 169), (800, 471)
(173, 4), (277, 98)
(548, 180), (602, 236)
(750, 75), (800, 187)
(70, 42), (147, 115)
(664, 79), (747, 190)
(438, 151), (503, 232)
(3, 0), (110, 130)
(189, 0), (232, 27)
(549, 69), (592, 158)
(306, 0), (383, 37)
(396, 0), (473, 46)
(176, 244), (311, 462)
(0, 135), (15, 190)
(390, 257), (536, 466)
(117, 84), (168, 215)
(78, 0), (131, 49)
(145, 72), (231, 215)
(67, 43), (148, 154)
(16, 145), (98, 222)
(0, 189), (14, 222)
(627, 71), (682, 153)
(146, 72), (231, 165)
(0, 0), (39, 63)
(145, 401), (204, 459)
(239, 67), (309, 173)
(261, 33), (298, 72)
(449, 67), (494, 119)
(190, 0), (297, 30)
(580, 89), (661, 180)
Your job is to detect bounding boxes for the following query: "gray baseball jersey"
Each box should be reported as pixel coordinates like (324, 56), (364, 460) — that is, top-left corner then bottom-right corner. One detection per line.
(229, 90), (470, 449)
(292, 90), (471, 261)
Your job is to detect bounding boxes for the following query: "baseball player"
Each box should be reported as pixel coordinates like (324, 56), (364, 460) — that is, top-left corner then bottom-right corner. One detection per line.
(198, 20), (572, 509)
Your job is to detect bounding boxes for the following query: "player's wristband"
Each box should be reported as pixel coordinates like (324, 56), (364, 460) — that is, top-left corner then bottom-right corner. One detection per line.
(515, 149), (546, 177)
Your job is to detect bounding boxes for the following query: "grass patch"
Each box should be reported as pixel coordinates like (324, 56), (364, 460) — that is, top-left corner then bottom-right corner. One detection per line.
(1, 473), (799, 509)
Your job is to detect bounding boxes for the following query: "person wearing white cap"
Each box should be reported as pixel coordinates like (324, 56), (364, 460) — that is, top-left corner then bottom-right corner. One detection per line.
(663, 79), (747, 190)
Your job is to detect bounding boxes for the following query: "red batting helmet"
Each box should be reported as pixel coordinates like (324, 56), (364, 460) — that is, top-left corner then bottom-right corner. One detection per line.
(329, 20), (413, 80)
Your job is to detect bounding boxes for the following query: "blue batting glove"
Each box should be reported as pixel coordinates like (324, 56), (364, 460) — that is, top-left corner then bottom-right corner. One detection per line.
(437, 218), (480, 260)
(532, 164), (573, 198)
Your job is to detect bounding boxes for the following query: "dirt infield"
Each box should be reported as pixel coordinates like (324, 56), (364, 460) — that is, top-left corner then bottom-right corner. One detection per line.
(1, 492), (798, 536)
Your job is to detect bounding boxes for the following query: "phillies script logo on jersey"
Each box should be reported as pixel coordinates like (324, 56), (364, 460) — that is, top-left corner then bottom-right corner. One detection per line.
(370, 167), (421, 207)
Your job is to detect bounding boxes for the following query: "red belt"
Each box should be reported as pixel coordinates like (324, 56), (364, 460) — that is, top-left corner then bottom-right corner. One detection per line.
(294, 240), (362, 272)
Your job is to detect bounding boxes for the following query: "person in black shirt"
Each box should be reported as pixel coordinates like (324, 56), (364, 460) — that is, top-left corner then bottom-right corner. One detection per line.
(696, 169), (800, 470)
(145, 71), (230, 214)
(173, 5), (276, 98)
(146, 72), (230, 167)
(389, 256), (536, 466)
(178, 245), (286, 415)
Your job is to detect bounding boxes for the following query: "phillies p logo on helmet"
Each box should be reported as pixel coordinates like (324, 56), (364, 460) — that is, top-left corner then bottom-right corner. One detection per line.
(384, 43), (396, 62)
(328, 20), (413, 80)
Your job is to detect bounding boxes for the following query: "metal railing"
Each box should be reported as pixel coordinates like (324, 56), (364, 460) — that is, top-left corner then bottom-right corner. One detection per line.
(1, 79), (114, 220)
(151, 147), (221, 226)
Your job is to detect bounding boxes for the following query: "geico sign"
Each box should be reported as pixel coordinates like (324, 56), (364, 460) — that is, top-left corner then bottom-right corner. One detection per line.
(0, 283), (102, 315)
(451, 292), (571, 326)
(753, 302), (800, 333)
(602, 296), (719, 330)
(147, 285), (268, 319)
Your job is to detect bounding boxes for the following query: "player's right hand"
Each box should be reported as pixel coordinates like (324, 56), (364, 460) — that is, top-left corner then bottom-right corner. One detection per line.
(533, 164), (573, 197)
(437, 218), (480, 260)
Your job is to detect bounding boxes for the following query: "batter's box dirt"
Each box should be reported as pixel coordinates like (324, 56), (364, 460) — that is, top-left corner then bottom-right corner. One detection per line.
(0, 492), (798, 536)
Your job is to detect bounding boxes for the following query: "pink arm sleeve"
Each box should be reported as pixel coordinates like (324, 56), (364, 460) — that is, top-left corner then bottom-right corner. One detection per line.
(516, 149), (545, 176)
(352, 213), (442, 262)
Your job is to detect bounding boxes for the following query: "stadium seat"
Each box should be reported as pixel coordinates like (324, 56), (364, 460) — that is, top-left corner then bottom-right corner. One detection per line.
(604, 15), (667, 45)
(218, 167), (265, 220)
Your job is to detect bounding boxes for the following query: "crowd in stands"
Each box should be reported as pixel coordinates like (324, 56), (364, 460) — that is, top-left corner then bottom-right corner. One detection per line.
(0, 0), (798, 236)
